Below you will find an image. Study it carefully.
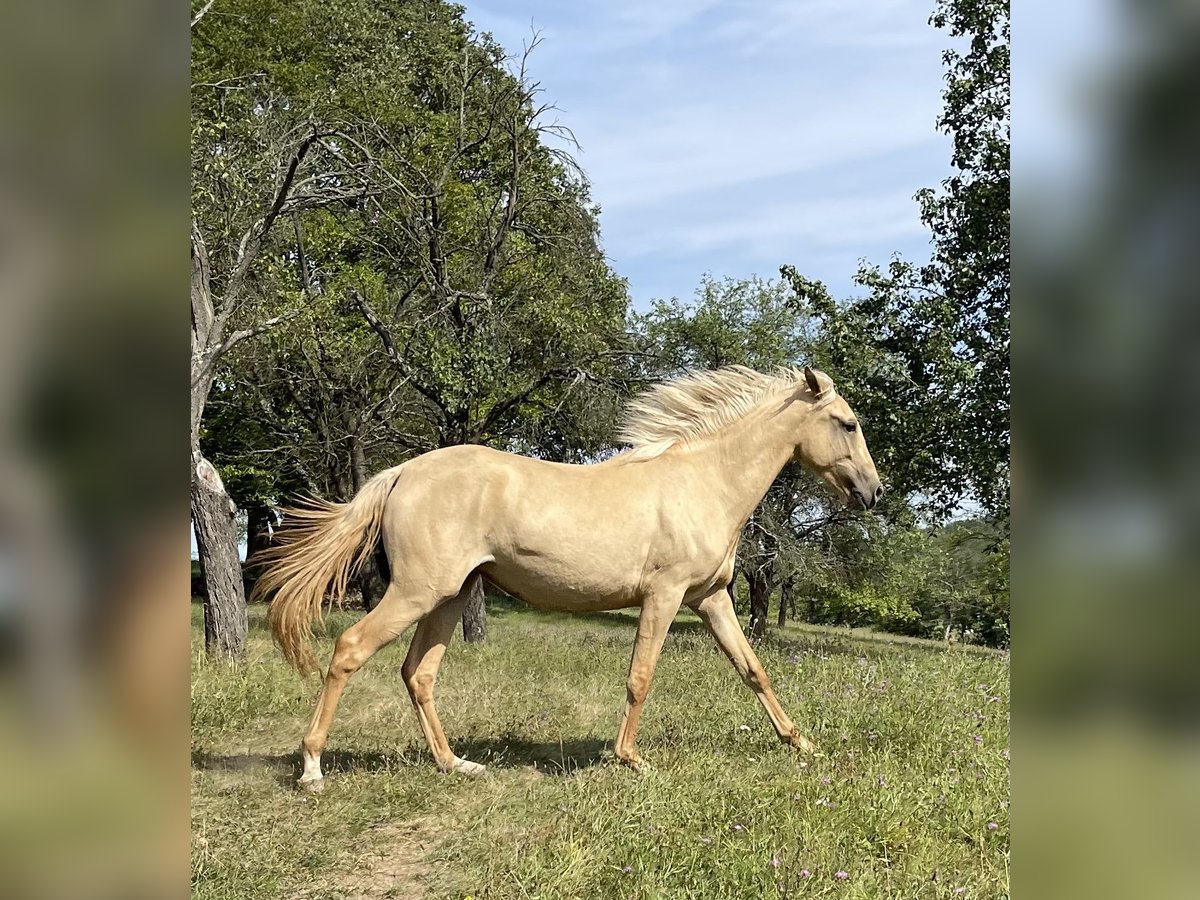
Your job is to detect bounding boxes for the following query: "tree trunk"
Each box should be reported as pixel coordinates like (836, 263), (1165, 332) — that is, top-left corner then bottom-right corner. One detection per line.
(778, 580), (791, 628)
(461, 576), (487, 643)
(244, 503), (274, 597)
(355, 559), (388, 611)
(348, 434), (388, 610)
(358, 544), (393, 610)
(246, 503), (273, 560)
(192, 450), (247, 661)
(745, 571), (772, 639)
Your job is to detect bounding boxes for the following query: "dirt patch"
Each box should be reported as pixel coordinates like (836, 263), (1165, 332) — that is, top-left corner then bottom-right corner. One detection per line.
(318, 815), (440, 900)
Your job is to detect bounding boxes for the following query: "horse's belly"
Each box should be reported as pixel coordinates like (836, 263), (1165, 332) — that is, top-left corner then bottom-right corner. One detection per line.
(480, 556), (639, 613)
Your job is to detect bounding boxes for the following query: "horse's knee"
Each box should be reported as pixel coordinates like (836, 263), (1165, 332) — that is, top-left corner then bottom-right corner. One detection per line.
(743, 663), (769, 693)
(405, 669), (435, 703)
(627, 672), (651, 705)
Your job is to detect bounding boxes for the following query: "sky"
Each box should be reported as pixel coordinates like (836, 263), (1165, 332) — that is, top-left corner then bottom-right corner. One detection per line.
(464, 0), (952, 310)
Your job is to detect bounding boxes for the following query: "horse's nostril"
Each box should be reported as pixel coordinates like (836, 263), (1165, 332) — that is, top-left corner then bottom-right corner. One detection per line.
(874, 485), (884, 501)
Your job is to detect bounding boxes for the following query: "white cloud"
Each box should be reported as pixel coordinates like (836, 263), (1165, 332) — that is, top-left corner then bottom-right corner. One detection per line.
(577, 79), (940, 211)
(628, 186), (928, 259)
(464, 0), (950, 303)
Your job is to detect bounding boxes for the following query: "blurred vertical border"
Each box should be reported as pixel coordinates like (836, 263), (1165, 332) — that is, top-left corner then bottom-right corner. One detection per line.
(1017, 1), (1200, 898)
(0, 1), (187, 897)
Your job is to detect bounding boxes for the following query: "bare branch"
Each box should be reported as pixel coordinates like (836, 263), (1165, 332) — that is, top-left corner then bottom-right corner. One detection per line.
(352, 289), (447, 414)
(212, 308), (304, 360)
(191, 0), (217, 29)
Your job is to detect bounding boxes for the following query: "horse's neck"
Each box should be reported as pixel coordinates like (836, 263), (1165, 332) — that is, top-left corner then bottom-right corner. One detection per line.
(690, 395), (803, 532)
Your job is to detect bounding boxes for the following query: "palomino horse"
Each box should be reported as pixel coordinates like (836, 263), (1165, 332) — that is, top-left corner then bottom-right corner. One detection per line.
(254, 365), (882, 791)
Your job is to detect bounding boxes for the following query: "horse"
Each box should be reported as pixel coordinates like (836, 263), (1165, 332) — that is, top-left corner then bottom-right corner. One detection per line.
(253, 365), (882, 791)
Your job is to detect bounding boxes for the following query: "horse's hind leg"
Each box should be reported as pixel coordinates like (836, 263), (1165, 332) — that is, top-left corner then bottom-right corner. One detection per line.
(298, 585), (441, 791)
(401, 575), (482, 776)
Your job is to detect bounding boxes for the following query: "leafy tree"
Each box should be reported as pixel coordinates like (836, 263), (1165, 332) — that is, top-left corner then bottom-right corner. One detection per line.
(195, 1), (632, 640)
(781, 0), (1009, 520)
(192, 2), (391, 660)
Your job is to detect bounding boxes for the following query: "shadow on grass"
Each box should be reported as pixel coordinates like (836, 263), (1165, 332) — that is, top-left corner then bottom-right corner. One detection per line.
(451, 734), (610, 774)
(191, 734), (612, 786)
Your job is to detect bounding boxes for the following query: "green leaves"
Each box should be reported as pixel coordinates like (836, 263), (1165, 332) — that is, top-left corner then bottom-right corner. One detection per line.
(780, 0), (1009, 520)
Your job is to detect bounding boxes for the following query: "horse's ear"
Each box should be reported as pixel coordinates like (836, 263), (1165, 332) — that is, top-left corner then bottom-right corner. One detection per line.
(803, 366), (822, 396)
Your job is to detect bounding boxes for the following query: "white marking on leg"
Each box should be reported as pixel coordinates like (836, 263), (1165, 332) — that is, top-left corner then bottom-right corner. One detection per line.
(299, 748), (324, 787)
(451, 757), (487, 777)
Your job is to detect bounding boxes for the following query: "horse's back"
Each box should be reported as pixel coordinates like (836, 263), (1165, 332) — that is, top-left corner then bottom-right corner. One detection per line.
(381, 444), (673, 609)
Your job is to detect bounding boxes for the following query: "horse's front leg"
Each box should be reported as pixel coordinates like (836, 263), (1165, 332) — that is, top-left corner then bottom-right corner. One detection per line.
(614, 590), (683, 771)
(691, 587), (818, 754)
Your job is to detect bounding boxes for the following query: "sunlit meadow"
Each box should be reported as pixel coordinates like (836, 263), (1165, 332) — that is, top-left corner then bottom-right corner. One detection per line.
(192, 600), (1008, 899)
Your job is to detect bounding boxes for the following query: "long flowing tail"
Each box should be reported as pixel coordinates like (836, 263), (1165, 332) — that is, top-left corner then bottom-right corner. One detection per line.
(252, 466), (404, 674)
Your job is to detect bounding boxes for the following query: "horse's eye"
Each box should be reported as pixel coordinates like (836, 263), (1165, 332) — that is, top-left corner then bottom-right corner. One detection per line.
(843, 421), (858, 433)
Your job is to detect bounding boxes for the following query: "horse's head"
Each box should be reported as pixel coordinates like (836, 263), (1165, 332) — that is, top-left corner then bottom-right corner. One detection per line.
(793, 367), (884, 510)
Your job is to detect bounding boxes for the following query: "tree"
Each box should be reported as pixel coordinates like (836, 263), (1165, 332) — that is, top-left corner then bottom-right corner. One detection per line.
(347, 36), (630, 639)
(196, 2), (631, 642)
(781, 0), (1009, 519)
(191, 3), (390, 658)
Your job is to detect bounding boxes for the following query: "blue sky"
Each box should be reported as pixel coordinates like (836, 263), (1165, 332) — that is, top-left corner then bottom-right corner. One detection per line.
(465, 0), (951, 310)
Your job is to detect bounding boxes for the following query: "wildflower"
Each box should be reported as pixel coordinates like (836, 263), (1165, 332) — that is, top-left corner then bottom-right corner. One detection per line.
(731, 823), (745, 832)
(739, 724), (751, 732)
(1001, 749), (1010, 761)
(800, 869), (812, 879)
(972, 734), (983, 745)
(621, 866), (633, 875)
(789, 653), (800, 665)
(954, 888), (966, 895)
(700, 835), (713, 845)
(835, 870), (849, 879)
(979, 683), (989, 691)
(987, 822), (998, 831)
(821, 776), (831, 785)
(877, 776), (887, 787)
(769, 851), (781, 869)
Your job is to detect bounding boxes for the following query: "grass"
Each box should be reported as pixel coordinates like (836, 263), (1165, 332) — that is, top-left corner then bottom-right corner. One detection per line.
(192, 599), (1009, 899)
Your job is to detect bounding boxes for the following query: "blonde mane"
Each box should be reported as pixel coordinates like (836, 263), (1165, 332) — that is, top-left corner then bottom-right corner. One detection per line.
(616, 365), (832, 459)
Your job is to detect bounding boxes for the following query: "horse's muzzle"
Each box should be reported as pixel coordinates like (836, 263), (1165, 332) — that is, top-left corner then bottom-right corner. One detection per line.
(849, 481), (884, 510)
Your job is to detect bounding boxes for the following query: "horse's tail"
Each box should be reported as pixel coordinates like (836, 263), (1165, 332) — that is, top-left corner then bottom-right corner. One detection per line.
(253, 466), (404, 675)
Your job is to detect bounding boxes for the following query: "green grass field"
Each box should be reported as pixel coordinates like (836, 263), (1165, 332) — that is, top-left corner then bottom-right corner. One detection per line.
(191, 600), (1009, 899)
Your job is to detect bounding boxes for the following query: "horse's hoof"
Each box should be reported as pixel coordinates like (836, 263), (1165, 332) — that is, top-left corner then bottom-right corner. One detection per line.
(617, 754), (650, 774)
(297, 776), (325, 794)
(451, 758), (488, 777)
(786, 732), (819, 755)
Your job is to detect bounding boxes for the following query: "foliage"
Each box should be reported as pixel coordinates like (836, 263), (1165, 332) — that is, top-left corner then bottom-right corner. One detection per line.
(194, 0), (632, 507)
(800, 518), (1009, 648)
(781, 0), (1009, 519)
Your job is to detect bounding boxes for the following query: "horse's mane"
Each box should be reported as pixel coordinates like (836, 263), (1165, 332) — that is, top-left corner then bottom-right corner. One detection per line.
(616, 365), (830, 460)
